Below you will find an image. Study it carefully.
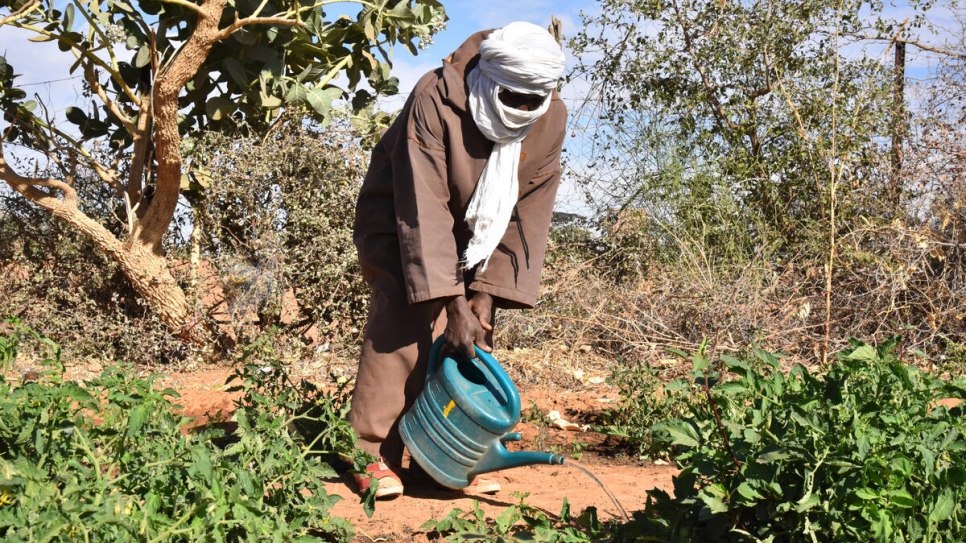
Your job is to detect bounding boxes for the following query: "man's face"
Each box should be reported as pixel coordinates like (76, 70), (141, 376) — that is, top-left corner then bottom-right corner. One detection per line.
(498, 89), (546, 112)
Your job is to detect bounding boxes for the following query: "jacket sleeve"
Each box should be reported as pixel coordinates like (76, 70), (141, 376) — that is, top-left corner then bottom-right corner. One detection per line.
(391, 88), (466, 304)
(470, 119), (566, 309)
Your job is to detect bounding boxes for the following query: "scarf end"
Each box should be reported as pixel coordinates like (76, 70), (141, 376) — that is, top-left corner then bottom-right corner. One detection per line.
(461, 249), (492, 273)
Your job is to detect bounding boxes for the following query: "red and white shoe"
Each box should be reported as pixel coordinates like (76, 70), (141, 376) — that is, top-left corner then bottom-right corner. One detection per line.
(353, 461), (404, 499)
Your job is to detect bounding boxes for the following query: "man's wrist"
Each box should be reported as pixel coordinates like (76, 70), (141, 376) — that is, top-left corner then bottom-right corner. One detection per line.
(444, 294), (468, 315)
(469, 290), (492, 300)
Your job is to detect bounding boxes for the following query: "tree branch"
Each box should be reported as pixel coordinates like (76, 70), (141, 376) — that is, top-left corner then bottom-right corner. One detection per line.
(0, 137), (79, 206)
(127, 109), (152, 222)
(669, 0), (738, 132)
(316, 54), (351, 89)
(0, 130), (129, 280)
(156, 0), (202, 14)
(126, 31), (158, 221)
(0, 0), (42, 26)
(215, 0), (367, 40)
(5, 101), (125, 197)
(214, 15), (304, 40)
(839, 32), (966, 61)
(84, 66), (136, 133)
(72, 7), (144, 105)
(12, 20), (142, 104)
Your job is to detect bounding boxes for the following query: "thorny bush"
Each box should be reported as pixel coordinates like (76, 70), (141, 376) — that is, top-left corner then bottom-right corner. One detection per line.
(0, 174), (190, 366)
(498, 214), (966, 376)
(188, 113), (369, 351)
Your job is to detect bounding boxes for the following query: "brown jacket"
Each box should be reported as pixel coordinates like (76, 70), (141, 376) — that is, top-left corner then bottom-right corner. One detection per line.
(353, 30), (567, 309)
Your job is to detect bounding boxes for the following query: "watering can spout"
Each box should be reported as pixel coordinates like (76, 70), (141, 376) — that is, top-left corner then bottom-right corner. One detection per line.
(470, 432), (565, 477)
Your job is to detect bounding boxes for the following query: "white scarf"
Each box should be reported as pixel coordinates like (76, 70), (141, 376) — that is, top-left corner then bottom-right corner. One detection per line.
(463, 21), (566, 270)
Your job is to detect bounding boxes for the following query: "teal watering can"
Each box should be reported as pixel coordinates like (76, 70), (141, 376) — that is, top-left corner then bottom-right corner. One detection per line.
(400, 336), (565, 489)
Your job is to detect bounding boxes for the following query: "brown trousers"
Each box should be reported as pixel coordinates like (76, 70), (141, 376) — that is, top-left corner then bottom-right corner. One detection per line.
(347, 288), (447, 464)
(347, 286), (495, 465)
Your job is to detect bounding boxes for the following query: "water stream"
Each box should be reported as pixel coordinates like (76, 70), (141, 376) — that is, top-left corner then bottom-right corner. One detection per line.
(562, 459), (630, 523)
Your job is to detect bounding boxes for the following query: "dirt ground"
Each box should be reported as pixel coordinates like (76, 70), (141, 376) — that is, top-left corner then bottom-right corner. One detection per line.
(152, 361), (678, 543)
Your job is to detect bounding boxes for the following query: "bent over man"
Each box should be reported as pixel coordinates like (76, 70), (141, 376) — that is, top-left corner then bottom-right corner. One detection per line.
(348, 21), (567, 499)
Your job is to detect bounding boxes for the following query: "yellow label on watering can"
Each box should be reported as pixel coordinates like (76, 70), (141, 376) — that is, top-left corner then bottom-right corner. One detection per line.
(443, 399), (456, 418)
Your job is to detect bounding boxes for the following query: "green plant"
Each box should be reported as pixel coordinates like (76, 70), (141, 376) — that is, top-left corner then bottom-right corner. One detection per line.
(0, 320), (356, 541)
(569, 439), (588, 461)
(640, 337), (966, 542)
(522, 400), (546, 424)
(225, 329), (380, 515)
(422, 493), (610, 542)
(598, 360), (694, 459)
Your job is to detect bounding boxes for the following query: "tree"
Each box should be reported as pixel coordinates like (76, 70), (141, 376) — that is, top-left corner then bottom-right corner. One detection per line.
(568, 0), (941, 259)
(0, 0), (445, 346)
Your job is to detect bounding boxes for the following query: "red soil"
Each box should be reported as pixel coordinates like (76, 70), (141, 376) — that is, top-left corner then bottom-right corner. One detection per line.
(162, 366), (677, 542)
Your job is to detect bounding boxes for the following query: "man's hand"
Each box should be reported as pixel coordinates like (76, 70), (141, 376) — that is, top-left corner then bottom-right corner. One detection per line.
(442, 292), (495, 360)
(468, 291), (494, 336)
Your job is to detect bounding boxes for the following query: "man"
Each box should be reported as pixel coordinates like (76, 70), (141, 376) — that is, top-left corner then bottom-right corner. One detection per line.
(348, 20), (567, 499)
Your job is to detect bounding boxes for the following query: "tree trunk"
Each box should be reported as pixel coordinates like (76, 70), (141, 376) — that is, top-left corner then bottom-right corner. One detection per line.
(0, 170), (211, 345)
(0, 0), (230, 351)
(114, 241), (210, 346)
(891, 41), (906, 209)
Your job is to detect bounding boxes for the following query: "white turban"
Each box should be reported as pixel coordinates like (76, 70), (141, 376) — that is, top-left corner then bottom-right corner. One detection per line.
(463, 21), (566, 270)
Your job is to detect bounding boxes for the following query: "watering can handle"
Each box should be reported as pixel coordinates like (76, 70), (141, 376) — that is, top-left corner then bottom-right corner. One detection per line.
(427, 336), (521, 416)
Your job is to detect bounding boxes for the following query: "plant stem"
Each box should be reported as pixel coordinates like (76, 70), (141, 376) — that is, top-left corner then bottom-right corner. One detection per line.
(702, 373), (742, 470)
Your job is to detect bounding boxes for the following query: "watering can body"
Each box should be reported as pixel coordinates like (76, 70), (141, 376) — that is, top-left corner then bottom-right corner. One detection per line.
(400, 337), (564, 489)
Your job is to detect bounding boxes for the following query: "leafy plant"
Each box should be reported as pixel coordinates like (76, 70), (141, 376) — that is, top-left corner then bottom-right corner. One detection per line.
(641, 337), (966, 542)
(225, 328), (379, 515)
(422, 493), (610, 542)
(597, 360), (694, 459)
(569, 438), (588, 461)
(0, 319), (356, 541)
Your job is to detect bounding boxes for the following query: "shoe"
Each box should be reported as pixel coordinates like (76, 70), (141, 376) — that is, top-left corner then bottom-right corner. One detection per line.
(462, 476), (501, 495)
(353, 461), (404, 499)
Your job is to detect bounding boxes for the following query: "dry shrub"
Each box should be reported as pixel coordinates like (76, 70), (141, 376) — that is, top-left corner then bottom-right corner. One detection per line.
(0, 214), (190, 367)
(189, 111), (369, 356)
(1, 110), (370, 367)
(829, 221), (966, 364)
(499, 214), (966, 376)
